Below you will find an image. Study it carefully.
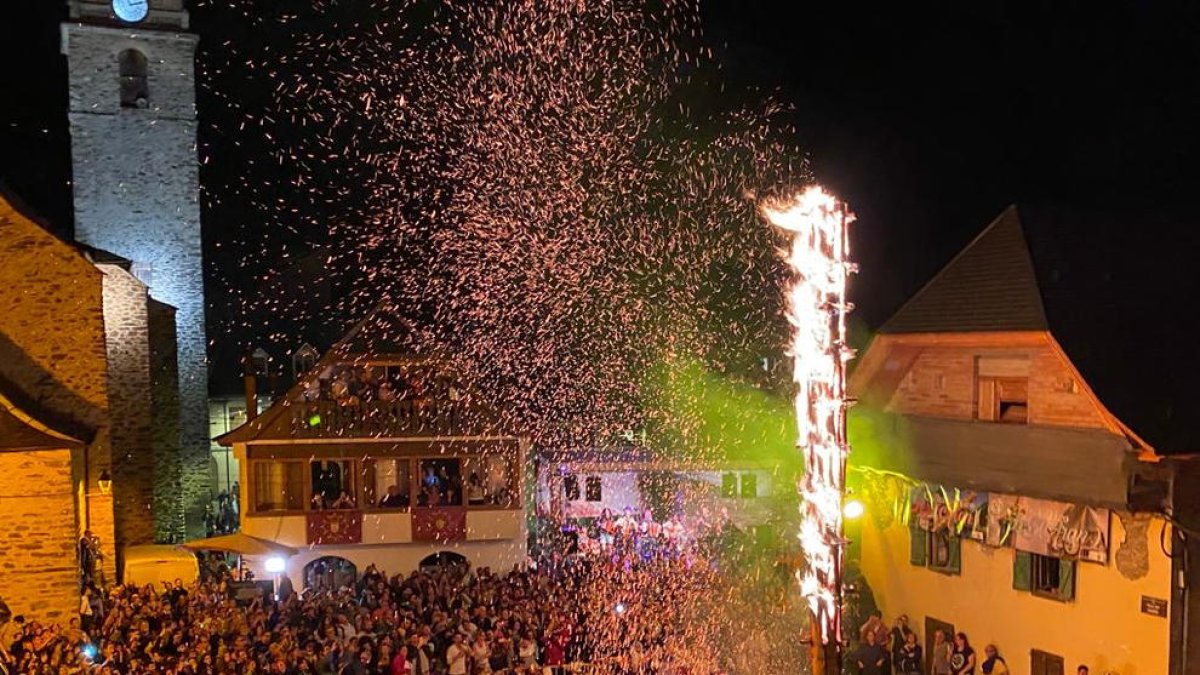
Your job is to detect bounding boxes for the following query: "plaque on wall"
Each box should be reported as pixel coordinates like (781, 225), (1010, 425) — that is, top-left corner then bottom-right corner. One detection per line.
(1141, 595), (1168, 618)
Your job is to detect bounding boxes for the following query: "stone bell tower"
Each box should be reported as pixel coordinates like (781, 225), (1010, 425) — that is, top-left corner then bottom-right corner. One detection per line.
(62, 0), (209, 540)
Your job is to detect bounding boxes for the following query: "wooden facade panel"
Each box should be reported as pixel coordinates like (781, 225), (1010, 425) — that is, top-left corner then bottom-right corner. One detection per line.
(886, 346), (1109, 432)
(1027, 348), (1107, 430)
(869, 416), (1133, 508)
(886, 350), (976, 420)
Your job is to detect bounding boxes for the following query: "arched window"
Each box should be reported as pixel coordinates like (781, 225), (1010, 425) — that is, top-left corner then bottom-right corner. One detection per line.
(118, 49), (149, 108)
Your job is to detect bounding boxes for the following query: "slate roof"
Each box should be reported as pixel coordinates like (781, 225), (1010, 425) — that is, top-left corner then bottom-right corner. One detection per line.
(880, 203), (1200, 454)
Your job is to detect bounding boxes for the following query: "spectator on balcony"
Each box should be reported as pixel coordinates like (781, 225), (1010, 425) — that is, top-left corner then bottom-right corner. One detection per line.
(332, 491), (357, 510)
(380, 485), (409, 509)
(467, 473), (487, 505)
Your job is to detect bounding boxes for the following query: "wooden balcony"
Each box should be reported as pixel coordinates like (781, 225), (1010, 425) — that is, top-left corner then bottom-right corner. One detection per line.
(289, 400), (498, 438)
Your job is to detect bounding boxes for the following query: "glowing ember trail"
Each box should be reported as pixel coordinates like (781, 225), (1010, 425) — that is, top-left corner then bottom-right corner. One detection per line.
(762, 186), (855, 669)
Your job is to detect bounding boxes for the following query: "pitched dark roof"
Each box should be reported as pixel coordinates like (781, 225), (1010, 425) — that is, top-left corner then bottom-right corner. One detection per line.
(880, 206), (1048, 333)
(879, 203), (1200, 454)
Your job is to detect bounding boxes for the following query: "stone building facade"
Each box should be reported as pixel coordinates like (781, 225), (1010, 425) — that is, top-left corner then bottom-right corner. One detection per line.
(0, 193), (116, 620)
(62, 0), (209, 539)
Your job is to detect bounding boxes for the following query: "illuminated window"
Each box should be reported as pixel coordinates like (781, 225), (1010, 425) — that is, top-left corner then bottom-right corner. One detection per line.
(721, 473), (737, 498)
(118, 49), (149, 108)
(585, 476), (602, 502)
(251, 462), (304, 512)
(563, 474), (580, 501)
(740, 473), (758, 498)
(1013, 551), (1075, 601)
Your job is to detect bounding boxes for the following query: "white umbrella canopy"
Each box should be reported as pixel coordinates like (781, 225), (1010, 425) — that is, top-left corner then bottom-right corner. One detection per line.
(181, 532), (298, 557)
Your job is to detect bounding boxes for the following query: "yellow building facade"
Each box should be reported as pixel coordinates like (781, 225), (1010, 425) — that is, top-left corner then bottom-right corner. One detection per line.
(848, 205), (1188, 674)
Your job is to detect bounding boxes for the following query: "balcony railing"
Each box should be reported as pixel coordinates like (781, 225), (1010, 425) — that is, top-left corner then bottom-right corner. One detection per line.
(290, 400), (498, 438)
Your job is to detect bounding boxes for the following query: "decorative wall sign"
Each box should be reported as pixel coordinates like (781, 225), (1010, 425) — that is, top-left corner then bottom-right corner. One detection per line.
(1013, 497), (1110, 564)
(306, 510), (363, 546)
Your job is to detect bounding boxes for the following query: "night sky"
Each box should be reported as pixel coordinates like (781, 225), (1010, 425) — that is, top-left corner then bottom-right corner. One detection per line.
(2, 0), (1199, 335)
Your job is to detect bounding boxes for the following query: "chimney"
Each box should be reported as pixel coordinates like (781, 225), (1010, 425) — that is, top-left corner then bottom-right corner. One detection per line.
(241, 349), (258, 421)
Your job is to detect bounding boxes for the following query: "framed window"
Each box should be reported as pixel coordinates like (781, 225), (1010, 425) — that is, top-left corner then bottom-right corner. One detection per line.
(585, 476), (603, 502)
(740, 473), (758, 499)
(118, 49), (149, 108)
(977, 376), (1028, 424)
(721, 473), (738, 498)
(564, 474), (580, 501)
(1014, 551), (1075, 601)
(418, 458), (463, 507)
(466, 455), (516, 508)
(310, 460), (357, 510)
(927, 529), (961, 574)
(251, 461), (305, 513)
(365, 458), (411, 509)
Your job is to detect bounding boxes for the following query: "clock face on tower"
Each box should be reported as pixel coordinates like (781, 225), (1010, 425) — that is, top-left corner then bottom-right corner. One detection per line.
(112, 0), (149, 23)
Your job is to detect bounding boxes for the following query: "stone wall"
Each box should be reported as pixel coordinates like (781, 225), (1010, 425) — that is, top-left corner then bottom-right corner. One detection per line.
(99, 264), (157, 547)
(149, 299), (183, 541)
(64, 23), (210, 537)
(0, 450), (81, 622)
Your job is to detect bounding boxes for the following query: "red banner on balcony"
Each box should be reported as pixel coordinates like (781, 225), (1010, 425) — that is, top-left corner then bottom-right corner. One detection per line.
(307, 510), (363, 546)
(412, 507), (467, 543)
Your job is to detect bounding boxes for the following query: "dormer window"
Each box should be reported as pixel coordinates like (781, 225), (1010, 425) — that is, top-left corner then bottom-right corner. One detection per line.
(977, 357), (1030, 424)
(118, 49), (149, 108)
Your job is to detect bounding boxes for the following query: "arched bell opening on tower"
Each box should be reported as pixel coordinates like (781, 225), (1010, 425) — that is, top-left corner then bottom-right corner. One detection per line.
(118, 48), (148, 109)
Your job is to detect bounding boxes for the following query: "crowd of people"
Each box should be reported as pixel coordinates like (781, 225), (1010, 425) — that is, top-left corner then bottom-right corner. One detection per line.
(1, 547), (743, 675)
(568, 508), (690, 560)
(853, 611), (1095, 675)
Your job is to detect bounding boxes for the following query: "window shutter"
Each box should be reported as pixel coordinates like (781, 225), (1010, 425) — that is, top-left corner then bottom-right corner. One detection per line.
(1031, 649), (1046, 675)
(947, 536), (962, 574)
(909, 524), (928, 566)
(1013, 551), (1032, 591)
(1058, 560), (1076, 601)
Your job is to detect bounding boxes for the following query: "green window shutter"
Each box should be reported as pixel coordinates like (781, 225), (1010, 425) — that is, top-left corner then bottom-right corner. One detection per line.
(1012, 551), (1032, 591)
(909, 524), (928, 566)
(1058, 559), (1076, 601)
(947, 535), (962, 574)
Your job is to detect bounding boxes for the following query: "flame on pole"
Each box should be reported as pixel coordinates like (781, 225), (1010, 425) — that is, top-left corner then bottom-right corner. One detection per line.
(762, 186), (855, 672)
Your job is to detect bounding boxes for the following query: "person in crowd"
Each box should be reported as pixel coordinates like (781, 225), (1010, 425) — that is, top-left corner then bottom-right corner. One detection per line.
(380, 485), (408, 508)
(859, 610), (887, 648)
(467, 473), (487, 505)
(980, 644), (1008, 674)
(896, 630), (922, 675)
(889, 614), (911, 665)
(951, 632), (976, 675)
(855, 629), (888, 675)
(331, 490), (357, 509)
(930, 629), (953, 675)
(447, 632), (470, 675)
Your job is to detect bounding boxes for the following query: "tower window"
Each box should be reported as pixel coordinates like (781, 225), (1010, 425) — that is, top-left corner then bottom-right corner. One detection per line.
(119, 49), (149, 109)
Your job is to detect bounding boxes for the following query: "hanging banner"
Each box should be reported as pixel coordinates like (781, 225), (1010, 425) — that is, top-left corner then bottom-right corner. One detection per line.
(1012, 497), (1110, 564)
(910, 485), (988, 539)
(985, 493), (1020, 547)
(307, 510), (363, 546)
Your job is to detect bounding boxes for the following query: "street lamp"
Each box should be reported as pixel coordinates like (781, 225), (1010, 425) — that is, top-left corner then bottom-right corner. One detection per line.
(97, 471), (112, 495)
